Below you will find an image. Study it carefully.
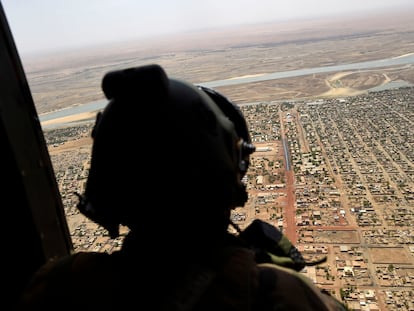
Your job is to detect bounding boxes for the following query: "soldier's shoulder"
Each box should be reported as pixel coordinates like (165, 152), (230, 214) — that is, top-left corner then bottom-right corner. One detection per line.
(256, 263), (348, 311)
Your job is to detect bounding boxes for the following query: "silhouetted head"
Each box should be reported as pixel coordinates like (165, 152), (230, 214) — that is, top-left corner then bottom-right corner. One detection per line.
(77, 64), (255, 239)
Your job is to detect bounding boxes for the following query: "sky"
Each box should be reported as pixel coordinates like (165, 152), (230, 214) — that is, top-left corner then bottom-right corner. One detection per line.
(2, 0), (414, 55)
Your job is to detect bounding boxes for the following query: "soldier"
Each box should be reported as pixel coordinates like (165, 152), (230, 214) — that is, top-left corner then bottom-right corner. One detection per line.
(17, 64), (347, 310)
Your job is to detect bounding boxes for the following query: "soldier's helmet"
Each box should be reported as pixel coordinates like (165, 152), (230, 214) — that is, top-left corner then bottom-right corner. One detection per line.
(76, 64), (255, 238)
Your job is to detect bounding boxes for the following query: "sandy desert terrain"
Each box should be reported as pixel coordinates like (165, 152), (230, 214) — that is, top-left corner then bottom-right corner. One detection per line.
(20, 8), (414, 119)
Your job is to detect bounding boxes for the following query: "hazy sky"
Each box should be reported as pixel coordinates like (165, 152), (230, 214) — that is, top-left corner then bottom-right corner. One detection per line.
(2, 0), (414, 55)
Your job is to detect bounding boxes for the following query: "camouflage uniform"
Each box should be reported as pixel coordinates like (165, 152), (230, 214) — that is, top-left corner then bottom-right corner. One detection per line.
(17, 233), (348, 311)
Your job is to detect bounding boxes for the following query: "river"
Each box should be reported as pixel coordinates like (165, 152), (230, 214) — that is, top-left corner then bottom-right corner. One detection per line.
(39, 53), (414, 126)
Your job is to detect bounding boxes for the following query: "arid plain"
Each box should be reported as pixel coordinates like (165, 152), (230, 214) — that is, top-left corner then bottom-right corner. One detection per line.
(25, 9), (414, 117)
(26, 8), (414, 311)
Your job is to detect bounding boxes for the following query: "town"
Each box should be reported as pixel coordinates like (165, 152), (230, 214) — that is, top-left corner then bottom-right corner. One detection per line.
(44, 85), (414, 311)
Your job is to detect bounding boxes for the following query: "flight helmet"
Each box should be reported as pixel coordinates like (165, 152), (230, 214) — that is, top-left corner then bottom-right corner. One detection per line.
(76, 64), (256, 238)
